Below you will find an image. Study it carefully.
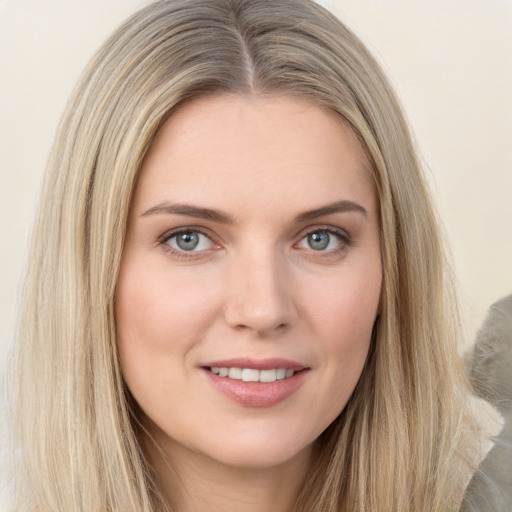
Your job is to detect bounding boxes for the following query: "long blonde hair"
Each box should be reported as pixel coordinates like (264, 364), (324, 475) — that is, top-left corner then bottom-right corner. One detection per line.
(10, 0), (486, 510)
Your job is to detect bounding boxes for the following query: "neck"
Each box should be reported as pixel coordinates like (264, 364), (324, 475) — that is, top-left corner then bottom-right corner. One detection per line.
(142, 429), (312, 512)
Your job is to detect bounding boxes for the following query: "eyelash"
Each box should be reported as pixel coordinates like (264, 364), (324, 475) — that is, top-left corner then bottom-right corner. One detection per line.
(157, 225), (352, 258)
(296, 226), (353, 255)
(157, 227), (219, 259)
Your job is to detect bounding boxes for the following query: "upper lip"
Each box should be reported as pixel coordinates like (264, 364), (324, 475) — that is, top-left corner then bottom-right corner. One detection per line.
(201, 357), (308, 371)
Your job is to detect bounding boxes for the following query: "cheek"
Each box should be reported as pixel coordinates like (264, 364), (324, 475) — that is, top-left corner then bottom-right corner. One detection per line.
(115, 261), (217, 429)
(114, 257), (233, 416)
(312, 261), (380, 341)
(115, 260), (217, 352)
(115, 263), (169, 405)
(308, 262), (380, 409)
(115, 260), (206, 396)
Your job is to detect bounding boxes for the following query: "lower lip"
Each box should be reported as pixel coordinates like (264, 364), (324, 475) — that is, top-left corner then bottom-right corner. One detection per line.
(203, 369), (309, 408)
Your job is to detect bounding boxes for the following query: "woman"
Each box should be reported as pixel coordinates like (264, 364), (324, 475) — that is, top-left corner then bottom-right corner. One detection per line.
(8, 0), (501, 510)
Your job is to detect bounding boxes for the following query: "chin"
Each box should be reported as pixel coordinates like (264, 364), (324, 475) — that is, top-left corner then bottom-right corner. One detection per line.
(193, 425), (317, 471)
(211, 442), (312, 471)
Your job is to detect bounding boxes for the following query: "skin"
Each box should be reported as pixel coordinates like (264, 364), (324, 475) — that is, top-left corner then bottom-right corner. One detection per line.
(116, 94), (382, 512)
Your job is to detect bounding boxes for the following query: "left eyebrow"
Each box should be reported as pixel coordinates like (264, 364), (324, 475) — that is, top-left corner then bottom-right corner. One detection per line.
(293, 200), (368, 223)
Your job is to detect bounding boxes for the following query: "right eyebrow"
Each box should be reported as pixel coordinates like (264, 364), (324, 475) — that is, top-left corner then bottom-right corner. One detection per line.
(141, 202), (235, 224)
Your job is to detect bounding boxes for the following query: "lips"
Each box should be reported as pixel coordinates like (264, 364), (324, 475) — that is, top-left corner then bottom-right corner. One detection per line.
(201, 358), (310, 408)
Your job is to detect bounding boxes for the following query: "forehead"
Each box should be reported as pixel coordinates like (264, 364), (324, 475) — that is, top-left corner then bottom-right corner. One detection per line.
(133, 94), (376, 218)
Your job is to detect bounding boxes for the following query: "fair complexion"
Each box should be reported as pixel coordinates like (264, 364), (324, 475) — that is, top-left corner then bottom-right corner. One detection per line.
(116, 94), (382, 512)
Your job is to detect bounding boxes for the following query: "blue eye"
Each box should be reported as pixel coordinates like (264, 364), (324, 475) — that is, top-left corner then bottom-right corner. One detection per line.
(166, 230), (214, 252)
(298, 229), (346, 251)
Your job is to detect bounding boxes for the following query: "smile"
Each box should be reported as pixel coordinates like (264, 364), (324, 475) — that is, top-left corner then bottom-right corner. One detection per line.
(209, 367), (295, 382)
(203, 359), (310, 407)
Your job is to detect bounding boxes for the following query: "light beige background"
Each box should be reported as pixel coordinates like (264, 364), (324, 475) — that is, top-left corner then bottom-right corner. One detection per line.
(1, 0), (511, 375)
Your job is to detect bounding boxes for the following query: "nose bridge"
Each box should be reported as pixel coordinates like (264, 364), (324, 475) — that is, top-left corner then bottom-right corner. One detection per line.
(225, 243), (296, 334)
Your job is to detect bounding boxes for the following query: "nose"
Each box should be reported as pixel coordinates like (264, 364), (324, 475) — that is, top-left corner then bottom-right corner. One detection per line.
(224, 249), (298, 336)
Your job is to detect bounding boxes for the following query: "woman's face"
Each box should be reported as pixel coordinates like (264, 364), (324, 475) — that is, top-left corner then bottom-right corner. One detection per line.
(116, 94), (381, 471)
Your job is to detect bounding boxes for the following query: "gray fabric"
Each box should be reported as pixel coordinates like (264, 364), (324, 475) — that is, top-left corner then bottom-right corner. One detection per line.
(461, 295), (512, 511)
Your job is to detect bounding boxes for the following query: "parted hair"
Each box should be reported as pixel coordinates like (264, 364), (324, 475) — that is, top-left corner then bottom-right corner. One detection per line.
(10, 0), (486, 510)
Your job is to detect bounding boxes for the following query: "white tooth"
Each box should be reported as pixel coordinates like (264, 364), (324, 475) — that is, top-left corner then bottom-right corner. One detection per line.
(285, 369), (294, 378)
(259, 369), (277, 382)
(211, 367), (220, 375)
(276, 368), (286, 380)
(241, 368), (260, 382)
(228, 367), (242, 379)
(219, 367), (229, 377)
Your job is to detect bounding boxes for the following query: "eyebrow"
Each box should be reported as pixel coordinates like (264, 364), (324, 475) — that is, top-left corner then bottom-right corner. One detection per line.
(141, 199), (367, 224)
(141, 202), (235, 224)
(293, 200), (367, 222)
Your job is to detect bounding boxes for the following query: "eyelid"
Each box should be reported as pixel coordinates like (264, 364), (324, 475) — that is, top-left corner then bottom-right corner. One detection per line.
(157, 226), (221, 256)
(296, 225), (352, 243)
(157, 226), (212, 244)
(294, 225), (353, 253)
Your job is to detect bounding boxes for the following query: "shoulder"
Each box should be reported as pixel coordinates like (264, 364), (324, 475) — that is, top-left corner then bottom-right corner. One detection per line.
(460, 295), (512, 511)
